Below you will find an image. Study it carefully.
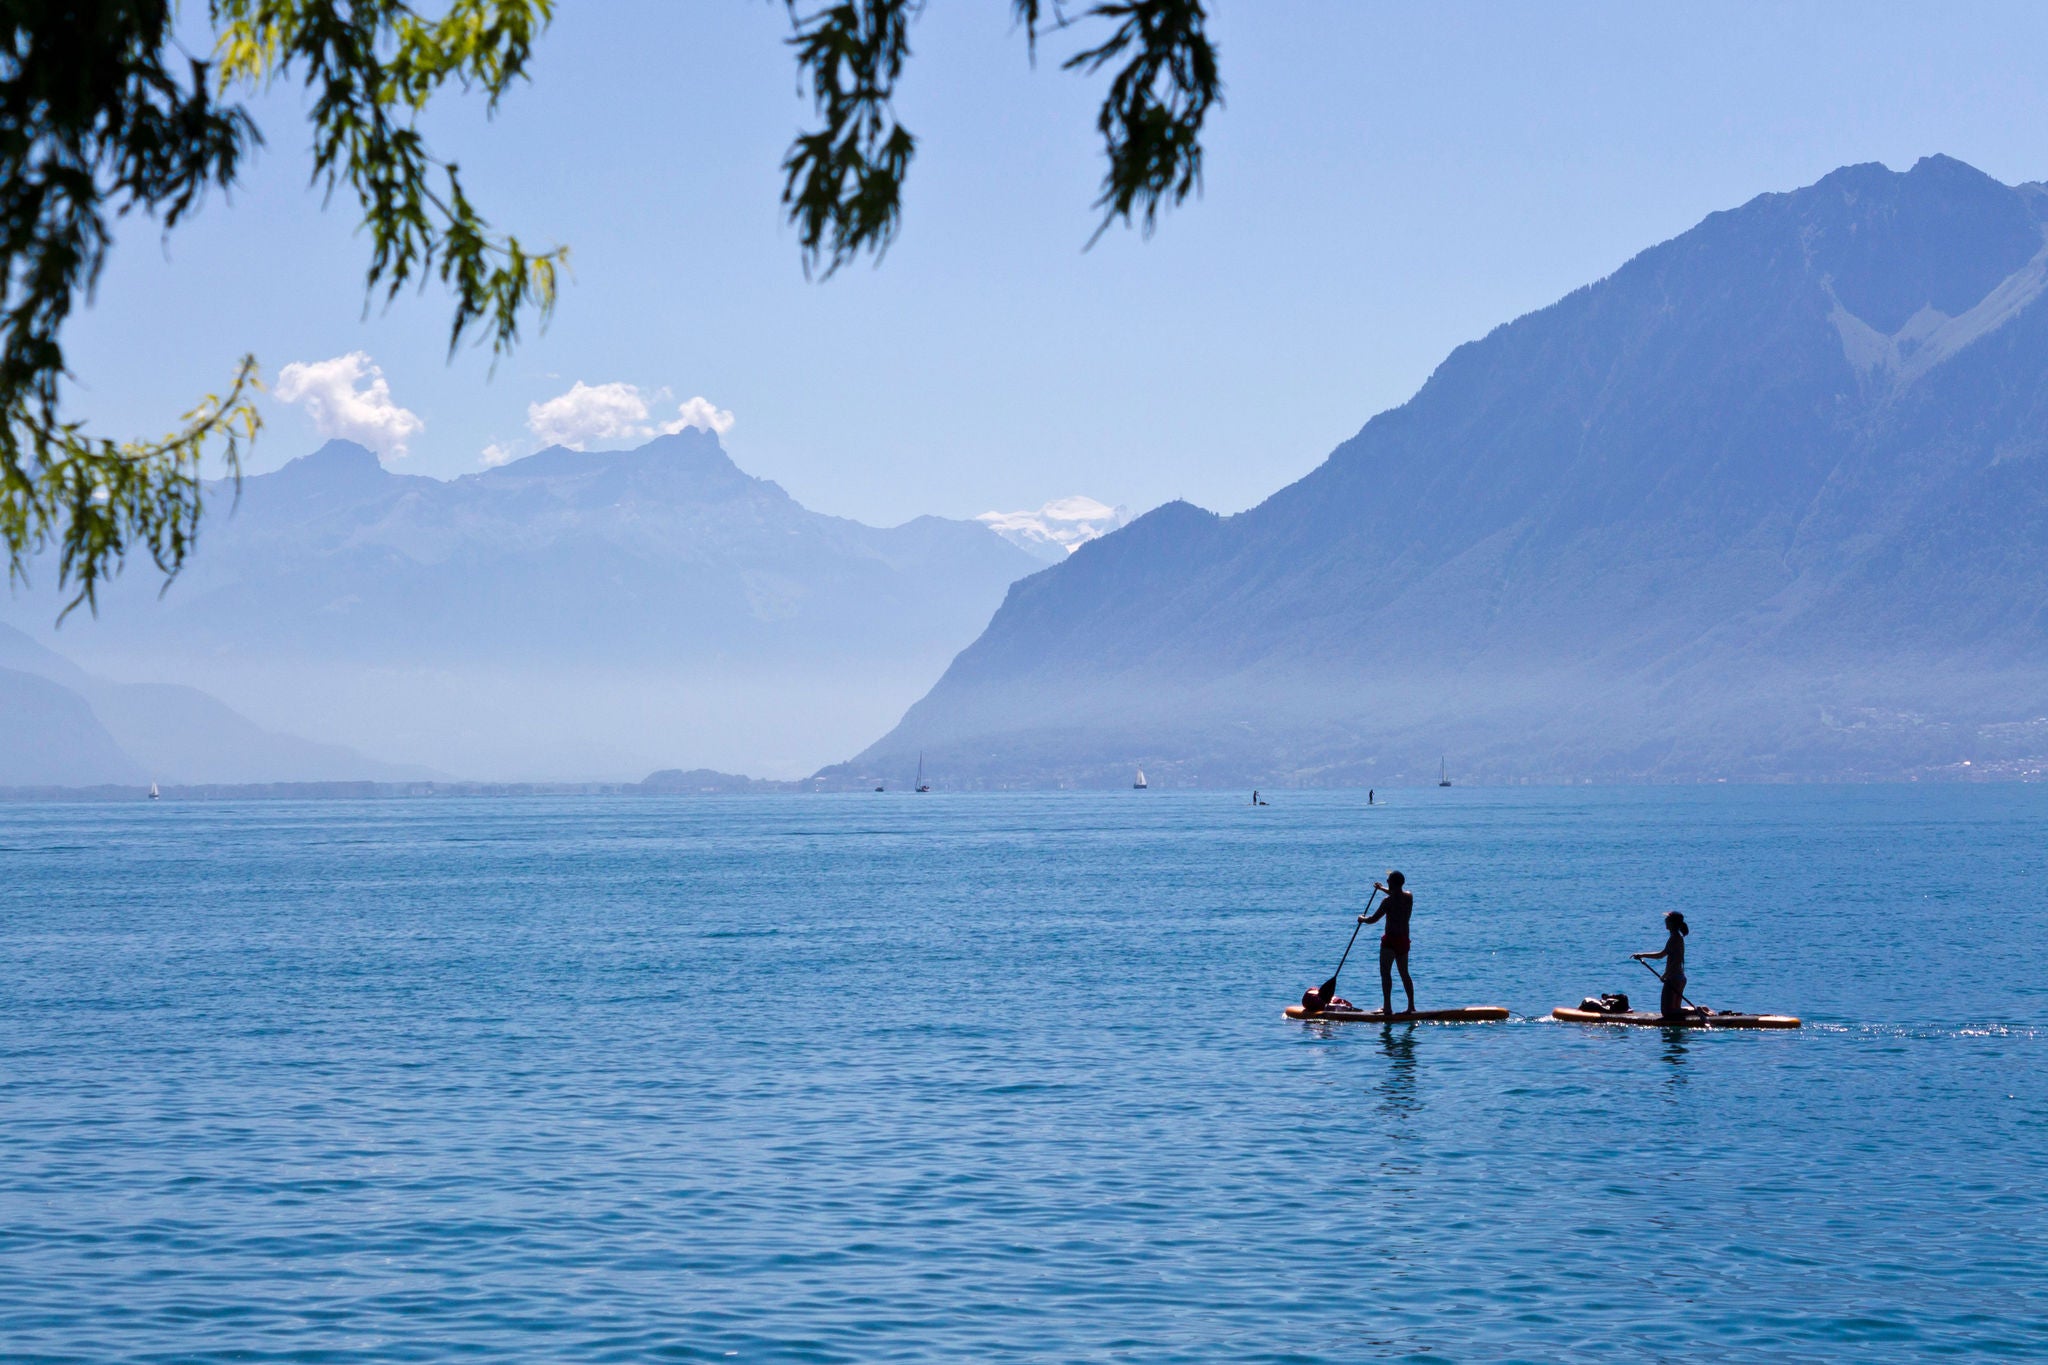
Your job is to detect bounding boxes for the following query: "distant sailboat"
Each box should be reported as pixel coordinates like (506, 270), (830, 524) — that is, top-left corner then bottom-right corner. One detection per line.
(147, 781), (160, 801)
(1133, 766), (1147, 789)
(915, 752), (931, 793)
(1438, 757), (1452, 788)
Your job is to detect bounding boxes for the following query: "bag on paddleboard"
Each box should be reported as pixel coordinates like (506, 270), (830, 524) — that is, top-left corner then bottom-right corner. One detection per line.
(1577, 993), (1631, 1014)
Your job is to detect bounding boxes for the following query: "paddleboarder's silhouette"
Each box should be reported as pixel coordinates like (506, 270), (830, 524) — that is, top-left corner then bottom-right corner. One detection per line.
(1633, 911), (1692, 1018)
(1359, 870), (1415, 1016)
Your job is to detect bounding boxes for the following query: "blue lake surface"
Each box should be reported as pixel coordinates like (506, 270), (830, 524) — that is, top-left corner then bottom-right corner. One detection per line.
(2, 786), (2045, 1361)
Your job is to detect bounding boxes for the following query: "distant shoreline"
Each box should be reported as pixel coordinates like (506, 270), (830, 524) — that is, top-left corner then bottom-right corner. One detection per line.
(4, 771), (2038, 802)
(0, 773), (799, 803)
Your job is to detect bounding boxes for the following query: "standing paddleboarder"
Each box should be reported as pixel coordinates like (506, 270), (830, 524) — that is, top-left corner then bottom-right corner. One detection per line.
(1358, 870), (1415, 1016)
(1633, 911), (1693, 1019)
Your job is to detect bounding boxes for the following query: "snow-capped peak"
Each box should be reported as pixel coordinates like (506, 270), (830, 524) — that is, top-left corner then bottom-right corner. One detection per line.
(977, 496), (1131, 562)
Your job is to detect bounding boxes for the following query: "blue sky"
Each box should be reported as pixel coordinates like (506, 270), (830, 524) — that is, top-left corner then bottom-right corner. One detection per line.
(65, 1), (2048, 525)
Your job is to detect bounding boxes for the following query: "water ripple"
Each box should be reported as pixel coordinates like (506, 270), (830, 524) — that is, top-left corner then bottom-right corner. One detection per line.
(2, 787), (2045, 1360)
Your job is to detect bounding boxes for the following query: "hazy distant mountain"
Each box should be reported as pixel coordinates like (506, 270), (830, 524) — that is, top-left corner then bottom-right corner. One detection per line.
(838, 156), (2048, 786)
(2, 430), (1045, 779)
(0, 625), (426, 786)
(976, 497), (1133, 563)
(0, 666), (142, 786)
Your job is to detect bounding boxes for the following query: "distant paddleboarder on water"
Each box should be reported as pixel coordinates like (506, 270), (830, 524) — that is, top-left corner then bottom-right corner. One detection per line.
(1633, 911), (1696, 1019)
(1358, 870), (1415, 1016)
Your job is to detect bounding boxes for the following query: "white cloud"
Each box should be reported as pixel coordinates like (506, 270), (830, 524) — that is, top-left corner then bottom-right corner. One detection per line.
(525, 381), (651, 449)
(662, 395), (736, 436)
(274, 352), (425, 459)
(525, 381), (736, 449)
(479, 442), (515, 468)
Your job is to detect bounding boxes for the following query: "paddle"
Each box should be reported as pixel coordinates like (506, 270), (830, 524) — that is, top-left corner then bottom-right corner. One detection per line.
(1631, 955), (1703, 1012)
(1304, 888), (1381, 1013)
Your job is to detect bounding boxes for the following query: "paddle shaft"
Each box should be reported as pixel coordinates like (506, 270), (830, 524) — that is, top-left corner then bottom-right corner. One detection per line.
(1319, 888), (1383, 995)
(1633, 955), (1700, 1010)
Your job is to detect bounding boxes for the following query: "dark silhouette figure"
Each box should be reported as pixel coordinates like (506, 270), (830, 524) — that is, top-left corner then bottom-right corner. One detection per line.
(1634, 911), (1692, 1018)
(1359, 869), (1415, 1015)
(1368, 789), (1375, 805)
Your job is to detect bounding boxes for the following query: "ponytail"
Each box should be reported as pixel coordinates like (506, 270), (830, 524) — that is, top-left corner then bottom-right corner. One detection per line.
(1666, 911), (1689, 936)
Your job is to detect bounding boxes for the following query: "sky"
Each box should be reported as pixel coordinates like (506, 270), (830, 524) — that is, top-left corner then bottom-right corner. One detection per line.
(64, 1), (2048, 527)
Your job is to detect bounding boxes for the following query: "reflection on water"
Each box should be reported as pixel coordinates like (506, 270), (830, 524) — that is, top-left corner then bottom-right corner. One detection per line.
(1659, 1024), (1691, 1085)
(1377, 1023), (1420, 1118)
(2, 788), (2044, 1361)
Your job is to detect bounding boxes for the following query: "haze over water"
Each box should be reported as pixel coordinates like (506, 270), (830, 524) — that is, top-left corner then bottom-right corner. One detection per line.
(3, 786), (2043, 1360)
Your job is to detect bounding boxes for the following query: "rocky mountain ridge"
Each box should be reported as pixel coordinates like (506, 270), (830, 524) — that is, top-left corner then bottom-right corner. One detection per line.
(835, 156), (2048, 786)
(2, 430), (1048, 779)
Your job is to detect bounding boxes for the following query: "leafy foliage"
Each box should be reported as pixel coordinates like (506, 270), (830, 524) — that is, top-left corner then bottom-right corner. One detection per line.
(1060, 1), (1219, 240)
(0, 0), (560, 616)
(781, 0), (920, 278)
(214, 0), (563, 359)
(4, 0), (1220, 612)
(782, 0), (1221, 274)
(0, 1), (256, 614)
(0, 358), (262, 622)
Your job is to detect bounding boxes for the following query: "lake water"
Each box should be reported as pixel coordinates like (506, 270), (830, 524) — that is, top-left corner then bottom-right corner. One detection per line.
(2, 786), (2044, 1361)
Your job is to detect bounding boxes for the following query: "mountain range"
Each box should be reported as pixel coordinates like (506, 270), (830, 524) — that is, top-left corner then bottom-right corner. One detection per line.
(836, 156), (2048, 786)
(0, 625), (425, 786)
(2, 430), (1057, 780)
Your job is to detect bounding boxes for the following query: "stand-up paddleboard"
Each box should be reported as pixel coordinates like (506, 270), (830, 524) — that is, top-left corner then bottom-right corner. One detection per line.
(1551, 1006), (1799, 1029)
(1286, 1003), (1510, 1023)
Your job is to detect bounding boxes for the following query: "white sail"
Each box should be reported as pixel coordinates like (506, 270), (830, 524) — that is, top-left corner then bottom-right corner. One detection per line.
(1134, 766), (1147, 789)
(148, 781), (160, 800)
